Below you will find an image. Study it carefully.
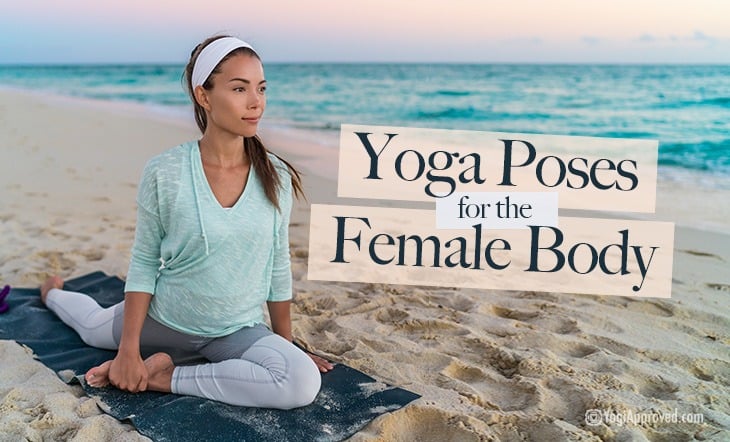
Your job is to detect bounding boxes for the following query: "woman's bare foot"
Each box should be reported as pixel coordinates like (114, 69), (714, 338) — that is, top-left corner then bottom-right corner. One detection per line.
(144, 353), (174, 393)
(85, 360), (113, 388)
(40, 276), (64, 304)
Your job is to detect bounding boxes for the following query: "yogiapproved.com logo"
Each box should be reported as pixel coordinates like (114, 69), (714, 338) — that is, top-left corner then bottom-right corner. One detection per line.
(585, 408), (704, 427)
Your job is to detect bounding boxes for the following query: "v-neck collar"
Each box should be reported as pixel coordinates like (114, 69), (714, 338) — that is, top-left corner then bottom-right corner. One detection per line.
(192, 142), (253, 212)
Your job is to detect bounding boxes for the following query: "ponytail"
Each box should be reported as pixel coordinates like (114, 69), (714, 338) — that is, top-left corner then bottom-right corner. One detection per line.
(245, 136), (305, 210)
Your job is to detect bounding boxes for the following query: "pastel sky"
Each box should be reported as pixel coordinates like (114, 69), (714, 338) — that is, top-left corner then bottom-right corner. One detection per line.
(1, 0), (729, 64)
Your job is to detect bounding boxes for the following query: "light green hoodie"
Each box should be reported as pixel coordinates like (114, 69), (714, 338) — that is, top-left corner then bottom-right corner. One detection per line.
(124, 141), (292, 337)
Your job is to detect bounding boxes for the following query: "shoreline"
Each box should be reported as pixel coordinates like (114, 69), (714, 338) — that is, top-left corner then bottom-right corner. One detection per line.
(1, 88), (729, 440)
(3, 84), (729, 234)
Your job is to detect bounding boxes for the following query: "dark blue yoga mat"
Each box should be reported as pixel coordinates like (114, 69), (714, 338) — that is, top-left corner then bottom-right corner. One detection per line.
(0, 272), (420, 442)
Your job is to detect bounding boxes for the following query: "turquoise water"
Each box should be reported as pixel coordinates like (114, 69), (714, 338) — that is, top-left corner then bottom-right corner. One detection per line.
(1, 63), (729, 178)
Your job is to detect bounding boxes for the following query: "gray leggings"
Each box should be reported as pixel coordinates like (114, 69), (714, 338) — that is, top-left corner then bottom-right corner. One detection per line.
(46, 288), (321, 409)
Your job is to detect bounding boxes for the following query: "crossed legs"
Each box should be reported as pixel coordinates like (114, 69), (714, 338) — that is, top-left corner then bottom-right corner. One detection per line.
(40, 276), (321, 409)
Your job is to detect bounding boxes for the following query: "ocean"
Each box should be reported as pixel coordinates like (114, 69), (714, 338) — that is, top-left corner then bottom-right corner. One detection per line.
(1, 63), (728, 186)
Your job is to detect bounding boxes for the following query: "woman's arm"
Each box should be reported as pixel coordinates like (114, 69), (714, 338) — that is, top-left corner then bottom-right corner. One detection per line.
(267, 167), (332, 372)
(268, 300), (333, 372)
(267, 300), (292, 341)
(109, 291), (152, 392)
(113, 160), (165, 391)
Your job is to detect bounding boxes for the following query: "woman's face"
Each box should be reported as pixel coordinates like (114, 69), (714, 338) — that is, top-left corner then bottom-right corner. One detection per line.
(200, 53), (266, 138)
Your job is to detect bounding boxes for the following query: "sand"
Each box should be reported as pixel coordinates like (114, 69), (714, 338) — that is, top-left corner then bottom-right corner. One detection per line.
(0, 88), (728, 441)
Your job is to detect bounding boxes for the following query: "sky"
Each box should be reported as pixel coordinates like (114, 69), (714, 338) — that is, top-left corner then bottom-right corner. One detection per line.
(1, 0), (729, 64)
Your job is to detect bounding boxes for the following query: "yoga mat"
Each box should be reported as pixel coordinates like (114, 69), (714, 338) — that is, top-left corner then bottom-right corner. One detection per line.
(0, 272), (420, 441)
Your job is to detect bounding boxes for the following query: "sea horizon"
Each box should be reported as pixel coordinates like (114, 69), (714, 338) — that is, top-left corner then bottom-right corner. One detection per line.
(2, 60), (730, 66)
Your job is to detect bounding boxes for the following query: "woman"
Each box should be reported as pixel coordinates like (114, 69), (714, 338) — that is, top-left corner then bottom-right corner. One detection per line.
(40, 35), (332, 409)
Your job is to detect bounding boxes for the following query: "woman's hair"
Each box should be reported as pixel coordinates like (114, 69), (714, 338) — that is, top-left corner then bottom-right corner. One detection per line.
(184, 35), (304, 209)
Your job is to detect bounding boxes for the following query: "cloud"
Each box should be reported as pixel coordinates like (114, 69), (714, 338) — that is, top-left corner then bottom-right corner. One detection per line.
(637, 33), (655, 43)
(633, 31), (723, 47)
(690, 30), (716, 42)
(500, 36), (543, 45)
(581, 36), (601, 46)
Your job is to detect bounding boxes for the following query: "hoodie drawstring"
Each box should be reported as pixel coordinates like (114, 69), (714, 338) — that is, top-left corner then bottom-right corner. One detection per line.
(191, 144), (210, 255)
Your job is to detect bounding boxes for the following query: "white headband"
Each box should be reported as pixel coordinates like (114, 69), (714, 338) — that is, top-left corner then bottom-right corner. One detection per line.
(191, 37), (256, 88)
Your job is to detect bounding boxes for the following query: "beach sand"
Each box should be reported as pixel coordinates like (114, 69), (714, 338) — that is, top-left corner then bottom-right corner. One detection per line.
(1, 88), (728, 441)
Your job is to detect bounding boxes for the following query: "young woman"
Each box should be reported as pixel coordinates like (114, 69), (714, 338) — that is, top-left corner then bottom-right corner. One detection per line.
(40, 35), (332, 409)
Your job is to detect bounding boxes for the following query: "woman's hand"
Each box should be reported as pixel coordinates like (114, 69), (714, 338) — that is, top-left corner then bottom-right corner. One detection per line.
(109, 291), (153, 392)
(308, 352), (334, 372)
(109, 349), (149, 393)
